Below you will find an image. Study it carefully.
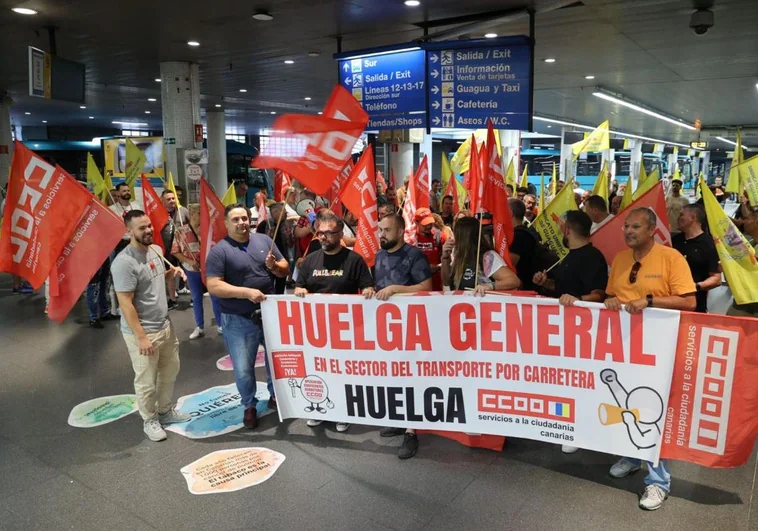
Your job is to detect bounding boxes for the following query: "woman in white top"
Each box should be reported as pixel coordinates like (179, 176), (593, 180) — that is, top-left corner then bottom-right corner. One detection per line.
(441, 216), (521, 294)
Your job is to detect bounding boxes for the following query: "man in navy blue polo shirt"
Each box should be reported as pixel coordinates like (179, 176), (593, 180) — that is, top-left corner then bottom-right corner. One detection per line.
(206, 204), (289, 430)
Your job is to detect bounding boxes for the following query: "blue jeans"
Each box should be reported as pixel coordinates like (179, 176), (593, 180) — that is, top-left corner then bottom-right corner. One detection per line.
(86, 267), (110, 320)
(627, 459), (671, 492)
(184, 270), (221, 328)
(221, 313), (275, 408)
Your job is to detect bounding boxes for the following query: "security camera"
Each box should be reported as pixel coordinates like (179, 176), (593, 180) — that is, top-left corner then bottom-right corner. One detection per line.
(690, 9), (714, 35)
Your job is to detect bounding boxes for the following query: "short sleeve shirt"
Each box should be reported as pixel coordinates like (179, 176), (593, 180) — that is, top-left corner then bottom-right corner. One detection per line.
(111, 244), (169, 334)
(296, 247), (374, 294)
(374, 244), (432, 291)
(607, 243), (696, 303)
(552, 243), (608, 298)
(510, 226), (537, 290)
(449, 250), (507, 290)
(672, 232), (720, 313)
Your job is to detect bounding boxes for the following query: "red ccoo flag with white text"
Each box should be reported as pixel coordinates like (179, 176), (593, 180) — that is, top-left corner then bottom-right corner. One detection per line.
(339, 146), (380, 266)
(483, 122), (515, 270)
(142, 176), (170, 253)
(467, 136), (484, 215)
(0, 141), (91, 289)
(274, 170), (292, 202)
(47, 198), (125, 322)
(402, 156), (430, 245)
(253, 85), (368, 196)
(199, 178), (228, 282)
(412, 154), (430, 210)
(327, 159), (354, 213)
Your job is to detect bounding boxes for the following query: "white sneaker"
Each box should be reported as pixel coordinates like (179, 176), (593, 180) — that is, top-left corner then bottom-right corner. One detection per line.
(189, 327), (205, 340)
(217, 326), (223, 335)
(336, 422), (350, 433)
(610, 457), (642, 478)
(179, 287), (191, 295)
(158, 408), (191, 425)
(639, 485), (667, 511)
(307, 419), (324, 427)
(143, 418), (167, 441)
(561, 445), (579, 454)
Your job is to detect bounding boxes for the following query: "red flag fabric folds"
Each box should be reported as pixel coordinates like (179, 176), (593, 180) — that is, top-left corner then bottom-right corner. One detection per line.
(339, 146), (380, 266)
(199, 178), (228, 282)
(141, 176), (170, 253)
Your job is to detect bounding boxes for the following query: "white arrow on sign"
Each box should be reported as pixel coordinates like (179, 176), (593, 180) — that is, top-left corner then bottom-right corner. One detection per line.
(344, 77), (352, 86)
(431, 70), (439, 79)
(430, 54), (439, 63)
(433, 117), (441, 125)
(343, 63), (350, 72)
(431, 86), (440, 94)
(432, 101), (440, 109)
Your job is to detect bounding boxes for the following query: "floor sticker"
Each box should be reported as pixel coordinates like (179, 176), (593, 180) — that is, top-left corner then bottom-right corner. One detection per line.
(216, 348), (266, 372)
(181, 447), (285, 495)
(68, 395), (138, 428)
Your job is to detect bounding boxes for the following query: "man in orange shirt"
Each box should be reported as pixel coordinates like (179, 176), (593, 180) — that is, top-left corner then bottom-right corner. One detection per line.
(604, 207), (696, 511)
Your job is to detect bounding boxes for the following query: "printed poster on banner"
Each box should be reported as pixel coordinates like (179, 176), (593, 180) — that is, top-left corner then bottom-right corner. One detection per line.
(164, 383), (274, 439)
(68, 395), (138, 428)
(262, 294), (679, 462)
(181, 447), (286, 495)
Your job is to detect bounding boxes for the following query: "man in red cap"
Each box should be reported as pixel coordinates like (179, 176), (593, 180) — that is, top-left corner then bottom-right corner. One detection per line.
(414, 207), (448, 291)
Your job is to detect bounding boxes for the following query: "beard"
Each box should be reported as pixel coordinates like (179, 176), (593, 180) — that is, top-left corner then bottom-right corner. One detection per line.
(137, 233), (153, 246)
(562, 236), (569, 248)
(321, 240), (340, 252)
(380, 237), (398, 250)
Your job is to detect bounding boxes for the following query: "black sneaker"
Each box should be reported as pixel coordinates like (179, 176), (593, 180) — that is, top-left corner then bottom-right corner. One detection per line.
(398, 433), (418, 460)
(167, 299), (178, 310)
(380, 427), (406, 438)
(89, 319), (104, 329)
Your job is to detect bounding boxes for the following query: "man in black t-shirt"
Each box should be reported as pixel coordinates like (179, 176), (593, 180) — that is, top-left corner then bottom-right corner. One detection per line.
(533, 210), (607, 455)
(295, 210), (375, 433)
(673, 204), (721, 313)
(508, 198), (538, 291)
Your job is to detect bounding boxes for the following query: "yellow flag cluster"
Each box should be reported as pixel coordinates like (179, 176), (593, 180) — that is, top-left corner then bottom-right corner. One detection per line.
(86, 153), (110, 203)
(450, 129), (501, 175)
(701, 178), (758, 304)
(592, 161), (610, 206)
(533, 179), (579, 259)
(124, 137), (146, 194)
(633, 166), (659, 201)
(619, 175), (635, 212)
(571, 120), (610, 157)
(519, 165), (528, 189)
(505, 157), (517, 188)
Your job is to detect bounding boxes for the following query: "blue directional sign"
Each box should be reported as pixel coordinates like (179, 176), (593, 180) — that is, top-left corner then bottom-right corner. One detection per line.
(337, 49), (427, 130)
(427, 40), (531, 130)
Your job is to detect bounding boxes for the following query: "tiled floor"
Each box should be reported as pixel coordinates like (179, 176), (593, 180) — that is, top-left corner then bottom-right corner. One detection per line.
(1, 276), (756, 530)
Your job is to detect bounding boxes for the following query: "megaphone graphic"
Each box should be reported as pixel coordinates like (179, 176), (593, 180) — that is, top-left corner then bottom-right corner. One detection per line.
(295, 198), (316, 218)
(598, 403), (640, 426)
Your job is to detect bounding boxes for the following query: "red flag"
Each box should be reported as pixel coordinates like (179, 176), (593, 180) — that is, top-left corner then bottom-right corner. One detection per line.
(141, 176), (170, 253)
(444, 176), (460, 214)
(411, 155), (430, 210)
(376, 170), (387, 192)
(199, 178), (228, 282)
(256, 193), (269, 223)
(0, 142), (91, 289)
(467, 136), (484, 214)
(483, 122), (515, 269)
(253, 85), (368, 195)
(338, 146), (380, 266)
(274, 170), (292, 202)
(47, 198), (125, 323)
(327, 159), (353, 213)
(590, 182), (671, 265)
(389, 168), (396, 190)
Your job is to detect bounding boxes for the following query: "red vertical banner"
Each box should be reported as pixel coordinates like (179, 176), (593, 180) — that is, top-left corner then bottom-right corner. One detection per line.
(411, 155), (430, 210)
(47, 199), (126, 322)
(0, 141), (91, 288)
(141, 176), (169, 253)
(338, 146), (379, 266)
(274, 170), (292, 202)
(483, 122), (515, 270)
(199, 178), (228, 281)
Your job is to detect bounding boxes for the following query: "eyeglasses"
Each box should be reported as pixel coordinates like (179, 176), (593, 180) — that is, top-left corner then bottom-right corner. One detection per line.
(316, 230), (342, 238)
(629, 261), (642, 284)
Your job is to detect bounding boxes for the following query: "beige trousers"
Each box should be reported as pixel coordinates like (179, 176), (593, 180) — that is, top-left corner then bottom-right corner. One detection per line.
(122, 324), (181, 420)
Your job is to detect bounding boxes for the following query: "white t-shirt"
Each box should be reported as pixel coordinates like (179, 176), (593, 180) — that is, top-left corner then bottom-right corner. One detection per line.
(591, 213), (614, 234)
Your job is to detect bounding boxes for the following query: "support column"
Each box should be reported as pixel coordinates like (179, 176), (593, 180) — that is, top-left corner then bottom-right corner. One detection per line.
(206, 110), (227, 196)
(559, 127), (574, 182)
(700, 151), (711, 182)
(0, 94), (13, 190)
(602, 149), (616, 181)
(160, 62), (202, 192)
(667, 152), (678, 178)
(389, 143), (413, 190)
(499, 130), (521, 182)
(629, 140), (643, 188)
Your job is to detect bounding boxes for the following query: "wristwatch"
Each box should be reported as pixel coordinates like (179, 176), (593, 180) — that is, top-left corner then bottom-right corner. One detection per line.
(646, 294), (654, 308)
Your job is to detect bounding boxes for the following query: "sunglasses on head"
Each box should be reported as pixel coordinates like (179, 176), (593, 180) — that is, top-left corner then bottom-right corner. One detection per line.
(629, 261), (642, 284)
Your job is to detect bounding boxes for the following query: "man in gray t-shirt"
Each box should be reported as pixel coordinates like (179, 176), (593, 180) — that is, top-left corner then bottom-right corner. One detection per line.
(111, 209), (190, 442)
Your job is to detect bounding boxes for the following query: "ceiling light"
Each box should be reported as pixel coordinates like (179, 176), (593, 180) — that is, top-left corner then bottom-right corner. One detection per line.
(148, 98), (157, 102)
(215, 104), (222, 108)
(155, 78), (161, 82)
(304, 97), (312, 101)
(24, 112), (30, 115)
(89, 116), (94, 119)
(80, 105), (86, 109)
(405, 0), (421, 6)
(585, 75), (595, 79)
(271, 111), (277, 115)
(112, 121), (148, 126)
(592, 89), (696, 130)
(318, 111), (323, 115)
(239, 89), (247, 93)
(308, 51), (320, 57)
(42, 120), (47, 123)
(484, 33), (498, 39)
(544, 58), (556, 63)
(284, 60), (294, 64)
(12, 7), (37, 15)
(144, 111), (151, 114)
(716, 136), (748, 150)
(252, 11), (273, 21)
(432, 139), (442, 143)
(187, 40), (200, 47)
(547, 125), (552, 128)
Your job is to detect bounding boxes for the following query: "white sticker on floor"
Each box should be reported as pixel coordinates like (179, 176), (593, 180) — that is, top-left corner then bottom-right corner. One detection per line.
(181, 447), (285, 495)
(67, 395), (138, 428)
(216, 348), (266, 372)
(164, 382), (274, 439)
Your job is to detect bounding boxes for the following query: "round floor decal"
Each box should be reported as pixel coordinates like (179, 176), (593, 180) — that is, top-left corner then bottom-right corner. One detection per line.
(68, 395), (138, 428)
(181, 447), (285, 495)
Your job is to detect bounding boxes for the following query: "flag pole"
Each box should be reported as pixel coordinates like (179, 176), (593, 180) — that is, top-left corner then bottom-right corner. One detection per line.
(269, 188), (293, 255)
(473, 211), (484, 288)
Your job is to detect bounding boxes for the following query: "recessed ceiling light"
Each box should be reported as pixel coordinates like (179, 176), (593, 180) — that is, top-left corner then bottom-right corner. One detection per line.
(284, 60), (294, 64)
(252, 11), (273, 21)
(308, 51), (320, 57)
(544, 58), (556, 63)
(215, 104), (222, 108)
(89, 116), (94, 119)
(144, 111), (151, 114)
(112, 121), (148, 126)
(187, 40), (200, 47)
(155, 78), (161, 82)
(42, 120), (47, 123)
(12, 7), (37, 15)
(318, 111), (323, 115)
(24, 112), (30, 115)
(405, 0), (421, 6)
(547, 125), (552, 128)
(585, 75), (595, 80)
(148, 98), (157, 102)
(270, 111), (277, 115)
(304, 97), (312, 101)
(239, 89), (247, 93)
(485, 33), (497, 39)
(80, 105), (87, 109)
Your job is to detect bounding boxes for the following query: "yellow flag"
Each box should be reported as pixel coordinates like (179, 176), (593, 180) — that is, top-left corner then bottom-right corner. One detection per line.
(124, 137), (146, 194)
(701, 177), (758, 304)
(633, 166), (659, 200)
(571, 120), (610, 157)
(726, 129), (744, 195)
(638, 162), (648, 186)
(453, 177), (468, 211)
(673, 147), (679, 158)
(104, 170), (114, 196)
(505, 157), (517, 188)
(441, 152), (454, 190)
(449, 129), (501, 175)
(653, 143), (663, 153)
(731, 151), (758, 206)
(167, 171), (181, 208)
(696, 172), (703, 200)
(592, 161), (609, 206)
(619, 177), (635, 211)
(86, 153), (108, 202)
(539, 173), (545, 212)
(533, 181), (579, 259)
(672, 164), (681, 181)
(519, 165), (528, 189)
(221, 183), (238, 206)
(623, 139), (630, 150)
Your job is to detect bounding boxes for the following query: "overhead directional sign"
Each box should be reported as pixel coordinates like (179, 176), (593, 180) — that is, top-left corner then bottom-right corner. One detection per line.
(338, 48), (427, 130)
(427, 39), (531, 130)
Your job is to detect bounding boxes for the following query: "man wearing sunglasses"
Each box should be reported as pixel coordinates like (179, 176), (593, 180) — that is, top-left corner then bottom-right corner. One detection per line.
(295, 209), (376, 433)
(604, 207), (696, 511)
